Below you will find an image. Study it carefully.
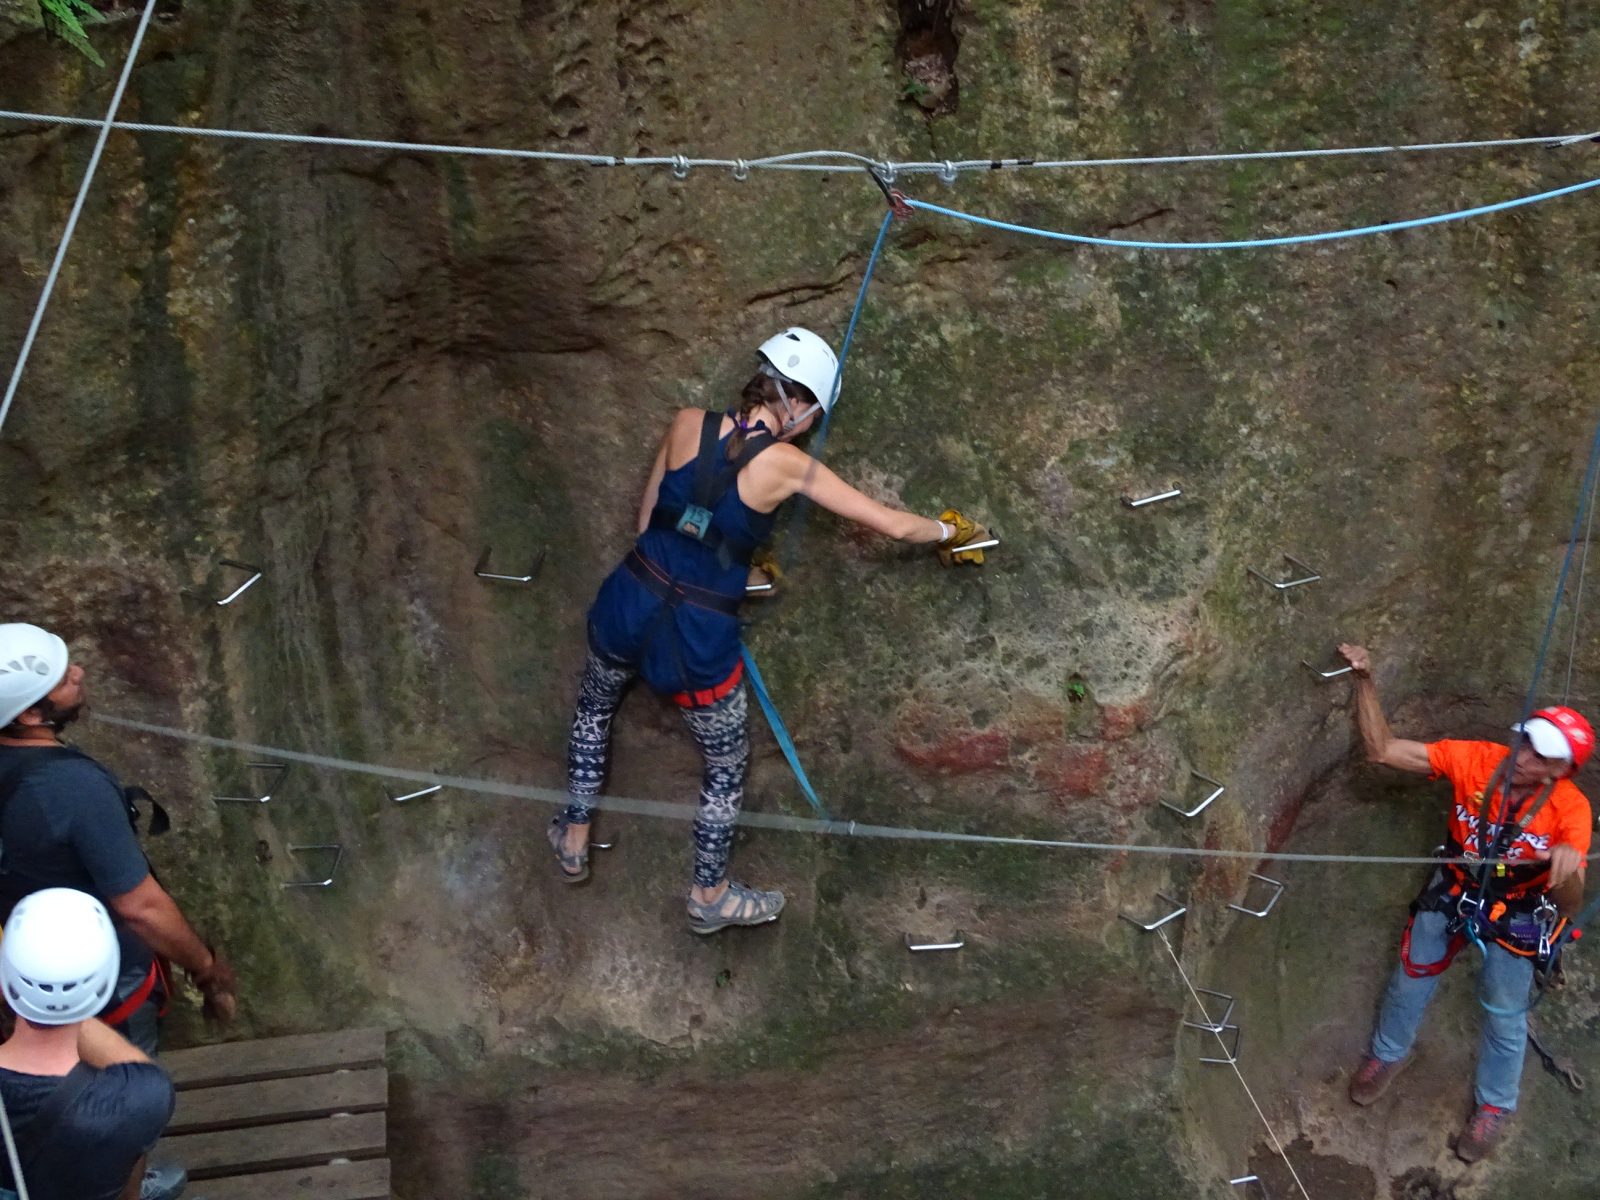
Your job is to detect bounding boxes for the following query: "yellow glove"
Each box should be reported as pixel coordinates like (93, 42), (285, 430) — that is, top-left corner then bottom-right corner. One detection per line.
(936, 508), (989, 567)
(747, 547), (783, 596)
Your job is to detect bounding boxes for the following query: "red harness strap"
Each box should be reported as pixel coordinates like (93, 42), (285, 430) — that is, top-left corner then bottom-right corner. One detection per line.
(100, 957), (170, 1027)
(1399, 914), (1467, 979)
(671, 658), (744, 709)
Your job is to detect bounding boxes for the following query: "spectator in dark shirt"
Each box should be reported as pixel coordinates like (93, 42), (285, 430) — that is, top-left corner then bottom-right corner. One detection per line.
(0, 623), (238, 1049)
(0, 623), (235, 1200)
(0, 888), (178, 1200)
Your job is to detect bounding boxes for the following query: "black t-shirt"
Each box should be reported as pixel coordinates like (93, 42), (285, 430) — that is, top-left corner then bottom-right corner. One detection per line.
(0, 745), (155, 980)
(0, 1061), (175, 1200)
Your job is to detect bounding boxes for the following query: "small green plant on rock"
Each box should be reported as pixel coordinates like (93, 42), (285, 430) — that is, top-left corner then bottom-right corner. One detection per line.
(38, 0), (105, 66)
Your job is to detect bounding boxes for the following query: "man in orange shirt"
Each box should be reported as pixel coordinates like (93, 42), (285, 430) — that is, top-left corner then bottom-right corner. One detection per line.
(1337, 643), (1593, 1162)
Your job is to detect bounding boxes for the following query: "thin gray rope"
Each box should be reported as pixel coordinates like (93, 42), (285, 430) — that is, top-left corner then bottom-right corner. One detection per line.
(0, 108), (1594, 176)
(1157, 927), (1312, 1200)
(94, 712), (1586, 869)
(1563, 454), (1600, 704)
(0, 0), (160, 440)
(0, 1086), (28, 1200)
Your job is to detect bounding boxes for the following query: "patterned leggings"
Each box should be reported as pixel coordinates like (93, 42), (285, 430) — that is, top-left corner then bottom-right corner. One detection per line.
(564, 645), (749, 889)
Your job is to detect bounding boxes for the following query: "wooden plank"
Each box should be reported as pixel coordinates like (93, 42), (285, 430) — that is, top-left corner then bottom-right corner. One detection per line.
(199, 1160), (390, 1200)
(163, 1029), (386, 1089)
(168, 1067), (387, 1134)
(161, 1112), (386, 1179)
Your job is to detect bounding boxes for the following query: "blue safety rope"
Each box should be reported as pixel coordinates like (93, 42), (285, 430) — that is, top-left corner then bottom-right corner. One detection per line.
(746, 208), (896, 820)
(903, 175), (1600, 251)
(741, 645), (829, 819)
(1453, 411), (1600, 1016)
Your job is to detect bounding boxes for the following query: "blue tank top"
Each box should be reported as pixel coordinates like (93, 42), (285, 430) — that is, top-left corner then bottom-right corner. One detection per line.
(588, 416), (780, 694)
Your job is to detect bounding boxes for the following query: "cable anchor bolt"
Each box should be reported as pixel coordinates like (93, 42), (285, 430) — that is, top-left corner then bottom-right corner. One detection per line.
(938, 160), (958, 184)
(731, 159), (750, 181)
(671, 155), (690, 180)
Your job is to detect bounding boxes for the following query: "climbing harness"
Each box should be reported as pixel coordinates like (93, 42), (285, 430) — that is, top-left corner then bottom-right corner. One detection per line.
(648, 410), (776, 569)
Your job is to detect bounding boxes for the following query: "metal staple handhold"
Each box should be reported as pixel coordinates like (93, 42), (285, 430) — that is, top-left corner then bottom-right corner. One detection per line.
(1161, 770), (1224, 819)
(213, 559), (263, 606)
(474, 546), (545, 584)
(905, 931), (965, 952)
(1122, 487), (1182, 508)
(386, 781), (442, 804)
(1301, 658), (1354, 680)
(1181, 987), (1236, 1034)
(283, 843), (343, 889)
(1231, 1175), (1270, 1195)
(1199, 1023), (1242, 1065)
(745, 582), (774, 594)
(213, 762), (286, 805)
(1228, 873), (1285, 919)
(1246, 553), (1321, 591)
(1119, 892), (1187, 932)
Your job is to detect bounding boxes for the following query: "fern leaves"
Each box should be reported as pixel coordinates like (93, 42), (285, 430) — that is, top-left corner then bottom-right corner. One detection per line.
(38, 0), (106, 67)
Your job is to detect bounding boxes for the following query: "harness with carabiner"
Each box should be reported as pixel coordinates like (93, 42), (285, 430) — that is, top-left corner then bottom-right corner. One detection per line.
(1401, 758), (1565, 980)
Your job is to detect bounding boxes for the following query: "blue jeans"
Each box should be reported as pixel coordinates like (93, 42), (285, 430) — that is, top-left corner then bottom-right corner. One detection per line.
(1371, 908), (1533, 1109)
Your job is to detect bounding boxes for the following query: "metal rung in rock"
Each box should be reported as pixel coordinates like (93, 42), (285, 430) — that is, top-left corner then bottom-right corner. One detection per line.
(1228, 873), (1285, 919)
(904, 932), (965, 952)
(1122, 487), (1182, 508)
(1182, 988), (1236, 1034)
(213, 762), (287, 805)
(212, 559), (264, 606)
(1246, 553), (1320, 591)
(283, 843), (344, 889)
(474, 546), (545, 584)
(1119, 893), (1187, 932)
(1199, 1023), (1242, 1066)
(1301, 657), (1354, 680)
(386, 779), (442, 803)
(1161, 770), (1225, 819)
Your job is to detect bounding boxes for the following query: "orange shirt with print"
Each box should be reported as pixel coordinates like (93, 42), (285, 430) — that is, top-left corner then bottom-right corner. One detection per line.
(1429, 740), (1591, 896)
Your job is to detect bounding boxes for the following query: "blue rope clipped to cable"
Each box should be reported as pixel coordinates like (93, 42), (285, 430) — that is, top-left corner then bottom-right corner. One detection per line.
(902, 175), (1600, 251)
(743, 207), (897, 821)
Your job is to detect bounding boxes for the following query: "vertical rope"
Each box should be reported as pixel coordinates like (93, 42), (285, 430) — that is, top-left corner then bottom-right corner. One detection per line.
(1156, 928), (1313, 1200)
(0, 1087), (30, 1200)
(0, 0), (161, 439)
(1561, 450), (1600, 704)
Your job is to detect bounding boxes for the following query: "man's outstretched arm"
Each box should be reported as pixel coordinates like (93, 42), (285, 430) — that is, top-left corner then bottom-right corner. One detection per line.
(1338, 643), (1433, 775)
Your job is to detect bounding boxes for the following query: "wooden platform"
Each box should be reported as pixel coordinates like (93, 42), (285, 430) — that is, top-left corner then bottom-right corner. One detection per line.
(159, 1028), (391, 1199)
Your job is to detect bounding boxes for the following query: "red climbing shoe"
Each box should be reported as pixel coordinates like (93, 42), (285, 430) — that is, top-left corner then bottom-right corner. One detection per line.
(1456, 1104), (1510, 1163)
(1348, 1054), (1409, 1105)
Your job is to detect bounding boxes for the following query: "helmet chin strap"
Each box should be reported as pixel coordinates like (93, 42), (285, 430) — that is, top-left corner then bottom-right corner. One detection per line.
(769, 373), (821, 434)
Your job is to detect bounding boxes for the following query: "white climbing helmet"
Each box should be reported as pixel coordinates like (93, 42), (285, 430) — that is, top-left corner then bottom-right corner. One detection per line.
(0, 623), (70, 728)
(1, 888), (121, 1026)
(757, 327), (841, 417)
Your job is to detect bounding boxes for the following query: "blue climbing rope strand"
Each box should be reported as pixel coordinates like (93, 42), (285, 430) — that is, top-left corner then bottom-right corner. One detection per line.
(903, 175), (1600, 251)
(812, 209), (896, 460)
(740, 645), (830, 820)
(747, 209), (896, 818)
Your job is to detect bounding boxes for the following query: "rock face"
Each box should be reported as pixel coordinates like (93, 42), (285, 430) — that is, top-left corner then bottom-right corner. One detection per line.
(3, 2), (1600, 1196)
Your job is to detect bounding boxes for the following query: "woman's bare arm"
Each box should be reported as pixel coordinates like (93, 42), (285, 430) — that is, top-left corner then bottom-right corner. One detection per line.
(771, 446), (945, 542)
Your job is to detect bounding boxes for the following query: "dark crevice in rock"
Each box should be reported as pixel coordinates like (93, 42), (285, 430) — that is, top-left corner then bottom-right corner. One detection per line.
(896, 0), (960, 117)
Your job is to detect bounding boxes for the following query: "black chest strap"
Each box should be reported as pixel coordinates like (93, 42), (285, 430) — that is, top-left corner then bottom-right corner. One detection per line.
(650, 410), (775, 562)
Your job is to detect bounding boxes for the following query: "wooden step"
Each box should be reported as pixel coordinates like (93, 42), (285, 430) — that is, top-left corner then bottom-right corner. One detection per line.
(169, 1066), (387, 1134)
(198, 1159), (391, 1200)
(161, 1111), (386, 1180)
(163, 1028), (387, 1089)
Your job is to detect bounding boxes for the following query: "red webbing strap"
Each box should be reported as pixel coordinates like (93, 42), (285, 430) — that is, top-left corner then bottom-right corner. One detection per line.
(1400, 914), (1467, 979)
(100, 959), (159, 1027)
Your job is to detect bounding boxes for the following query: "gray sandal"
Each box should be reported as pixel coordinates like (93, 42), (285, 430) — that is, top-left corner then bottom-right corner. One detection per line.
(686, 880), (785, 935)
(547, 815), (590, 884)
